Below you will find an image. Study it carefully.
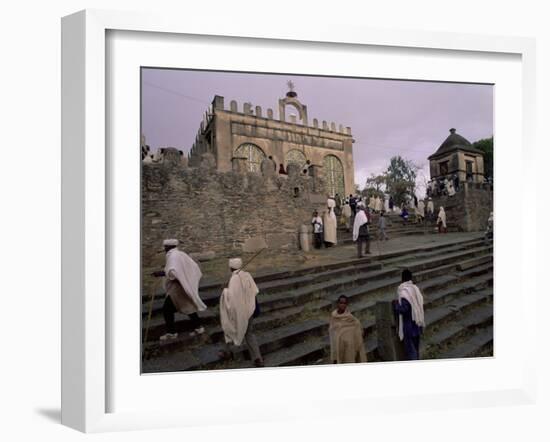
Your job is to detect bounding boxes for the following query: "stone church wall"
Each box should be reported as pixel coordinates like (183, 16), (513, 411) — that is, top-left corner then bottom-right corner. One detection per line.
(141, 158), (328, 278)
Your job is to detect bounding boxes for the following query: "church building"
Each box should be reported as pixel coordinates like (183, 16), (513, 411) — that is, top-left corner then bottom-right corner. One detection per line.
(187, 84), (355, 197)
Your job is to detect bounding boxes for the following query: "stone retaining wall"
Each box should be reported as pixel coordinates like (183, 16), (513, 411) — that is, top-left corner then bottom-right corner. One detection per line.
(142, 154), (328, 277)
(433, 183), (493, 232)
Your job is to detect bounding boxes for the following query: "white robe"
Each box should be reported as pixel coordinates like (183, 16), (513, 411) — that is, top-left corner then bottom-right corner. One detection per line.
(342, 204), (352, 218)
(446, 180), (456, 196)
(152, 149), (164, 163)
(352, 210), (368, 241)
(369, 197), (375, 210)
(417, 201), (425, 217)
(437, 207), (447, 228)
(397, 281), (425, 341)
(427, 200), (434, 214)
(375, 197), (383, 212)
(219, 270), (259, 346)
(323, 208), (337, 244)
(164, 249), (206, 312)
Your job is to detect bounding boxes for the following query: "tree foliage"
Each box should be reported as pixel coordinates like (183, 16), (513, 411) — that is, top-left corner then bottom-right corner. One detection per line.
(384, 156), (418, 206)
(362, 156), (419, 206)
(363, 173), (386, 198)
(472, 137), (493, 179)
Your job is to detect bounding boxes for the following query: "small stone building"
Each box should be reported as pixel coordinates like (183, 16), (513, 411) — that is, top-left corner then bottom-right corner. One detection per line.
(187, 88), (355, 197)
(429, 128), (485, 183)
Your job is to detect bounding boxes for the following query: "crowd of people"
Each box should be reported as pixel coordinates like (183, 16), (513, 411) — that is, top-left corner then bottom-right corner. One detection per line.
(310, 192), (450, 258)
(426, 174), (460, 198)
(151, 239), (427, 367)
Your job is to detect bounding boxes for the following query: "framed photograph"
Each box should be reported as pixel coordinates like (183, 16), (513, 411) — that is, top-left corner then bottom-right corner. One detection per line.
(62, 9), (537, 433)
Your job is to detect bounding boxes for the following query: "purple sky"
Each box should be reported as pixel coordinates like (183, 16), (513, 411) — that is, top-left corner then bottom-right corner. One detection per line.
(141, 68), (493, 195)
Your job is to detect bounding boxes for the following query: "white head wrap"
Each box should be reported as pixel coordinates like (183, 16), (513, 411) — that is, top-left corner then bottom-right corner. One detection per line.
(163, 239), (179, 247)
(229, 257), (243, 270)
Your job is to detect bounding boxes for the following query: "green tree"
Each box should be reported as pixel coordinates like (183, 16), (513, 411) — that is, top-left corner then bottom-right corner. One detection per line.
(364, 173), (386, 198)
(472, 137), (493, 179)
(384, 156), (418, 206)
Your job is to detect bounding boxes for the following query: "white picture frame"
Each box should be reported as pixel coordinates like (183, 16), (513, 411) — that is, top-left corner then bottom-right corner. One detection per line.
(61, 9), (537, 433)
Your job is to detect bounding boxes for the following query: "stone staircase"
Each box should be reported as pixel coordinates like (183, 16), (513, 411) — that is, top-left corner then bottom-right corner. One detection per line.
(336, 212), (458, 245)
(142, 235), (493, 373)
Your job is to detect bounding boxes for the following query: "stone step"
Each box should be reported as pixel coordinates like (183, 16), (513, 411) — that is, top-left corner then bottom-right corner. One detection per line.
(422, 269), (493, 309)
(421, 298), (493, 357)
(195, 237), (481, 300)
(141, 236), (487, 303)
(422, 291), (492, 331)
(143, 245), (492, 346)
(144, 318), (330, 373)
(142, 237), (490, 319)
(254, 286), (492, 368)
(437, 325), (494, 359)
(144, 297), (333, 345)
(232, 318), (379, 368)
(142, 278), (494, 372)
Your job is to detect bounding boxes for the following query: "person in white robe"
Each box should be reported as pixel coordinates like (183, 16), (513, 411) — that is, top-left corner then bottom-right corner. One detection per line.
(427, 198), (434, 220)
(392, 269), (425, 360)
(375, 196), (383, 213)
(219, 258), (264, 367)
(151, 148), (164, 163)
(323, 198), (337, 246)
(342, 202), (352, 232)
(152, 239), (206, 341)
(368, 196), (375, 211)
(416, 199), (425, 223)
(446, 178), (456, 197)
(353, 206), (370, 257)
(437, 206), (447, 233)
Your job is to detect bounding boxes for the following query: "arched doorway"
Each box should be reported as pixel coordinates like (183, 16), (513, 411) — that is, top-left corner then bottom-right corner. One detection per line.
(323, 155), (345, 197)
(234, 143), (266, 173)
(285, 149), (307, 169)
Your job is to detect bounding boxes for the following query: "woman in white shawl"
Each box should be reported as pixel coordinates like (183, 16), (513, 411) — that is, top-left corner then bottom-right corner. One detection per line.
(437, 206), (447, 233)
(219, 258), (264, 367)
(392, 269), (425, 360)
(323, 197), (337, 246)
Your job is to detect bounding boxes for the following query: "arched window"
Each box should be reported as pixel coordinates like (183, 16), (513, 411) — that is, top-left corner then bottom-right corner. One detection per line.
(323, 155), (345, 197)
(234, 143), (266, 173)
(285, 149), (307, 169)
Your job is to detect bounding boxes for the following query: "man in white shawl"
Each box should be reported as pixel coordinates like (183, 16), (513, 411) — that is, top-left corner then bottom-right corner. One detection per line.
(329, 295), (367, 364)
(437, 206), (447, 233)
(392, 269), (425, 360)
(323, 197), (337, 247)
(152, 239), (206, 341)
(353, 205), (370, 257)
(218, 258), (264, 367)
